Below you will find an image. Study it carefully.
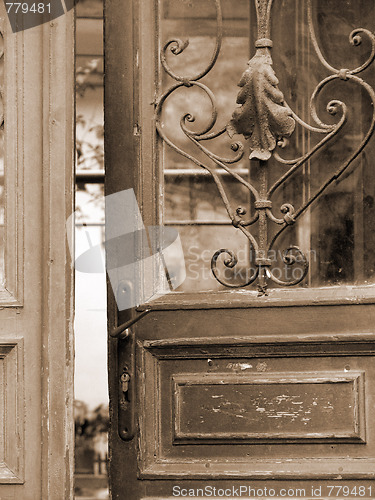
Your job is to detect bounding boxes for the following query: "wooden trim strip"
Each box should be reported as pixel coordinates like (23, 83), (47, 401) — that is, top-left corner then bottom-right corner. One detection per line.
(41, 12), (75, 500)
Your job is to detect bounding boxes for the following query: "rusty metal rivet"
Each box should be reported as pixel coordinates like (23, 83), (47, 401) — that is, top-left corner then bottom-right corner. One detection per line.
(338, 68), (349, 80)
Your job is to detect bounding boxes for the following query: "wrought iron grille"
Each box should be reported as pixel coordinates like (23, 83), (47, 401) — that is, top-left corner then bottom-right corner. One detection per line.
(156, 0), (375, 295)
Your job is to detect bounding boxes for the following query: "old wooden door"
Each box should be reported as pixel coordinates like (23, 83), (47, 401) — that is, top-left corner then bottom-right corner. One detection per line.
(105, 0), (375, 498)
(0, 3), (75, 499)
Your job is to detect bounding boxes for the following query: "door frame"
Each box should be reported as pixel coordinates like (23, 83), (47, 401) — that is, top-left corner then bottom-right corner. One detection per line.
(40, 15), (75, 499)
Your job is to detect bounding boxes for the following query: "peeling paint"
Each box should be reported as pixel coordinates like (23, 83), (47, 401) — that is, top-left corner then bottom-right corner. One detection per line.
(227, 362), (253, 370)
(200, 392), (339, 427)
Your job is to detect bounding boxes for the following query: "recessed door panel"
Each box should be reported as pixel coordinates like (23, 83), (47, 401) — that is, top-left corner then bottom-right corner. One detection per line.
(138, 337), (373, 479)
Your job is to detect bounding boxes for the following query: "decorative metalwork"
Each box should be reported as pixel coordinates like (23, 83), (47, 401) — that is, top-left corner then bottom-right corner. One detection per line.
(227, 0), (295, 161)
(156, 0), (375, 294)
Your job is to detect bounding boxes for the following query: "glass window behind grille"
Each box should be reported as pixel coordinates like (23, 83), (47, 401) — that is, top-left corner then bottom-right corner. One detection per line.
(159, 0), (375, 292)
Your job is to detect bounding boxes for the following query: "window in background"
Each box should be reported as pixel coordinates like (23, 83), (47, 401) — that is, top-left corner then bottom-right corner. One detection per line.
(74, 1), (108, 499)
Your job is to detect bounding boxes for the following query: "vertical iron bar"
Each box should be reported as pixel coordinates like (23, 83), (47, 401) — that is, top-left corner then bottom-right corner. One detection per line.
(258, 159), (268, 291)
(255, 0), (273, 40)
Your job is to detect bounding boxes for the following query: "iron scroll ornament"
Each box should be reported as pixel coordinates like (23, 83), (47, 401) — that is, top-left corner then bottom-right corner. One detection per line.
(156, 0), (375, 295)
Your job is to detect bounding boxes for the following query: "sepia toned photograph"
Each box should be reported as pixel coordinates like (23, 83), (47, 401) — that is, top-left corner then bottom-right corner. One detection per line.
(0, 0), (374, 498)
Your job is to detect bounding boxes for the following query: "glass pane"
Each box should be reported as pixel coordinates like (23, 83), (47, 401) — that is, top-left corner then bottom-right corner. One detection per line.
(160, 0), (252, 292)
(270, 0), (375, 287)
(165, 175), (251, 222)
(159, 0), (375, 292)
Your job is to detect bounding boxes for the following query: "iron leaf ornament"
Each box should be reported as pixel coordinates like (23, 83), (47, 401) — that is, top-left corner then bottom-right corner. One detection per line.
(227, 50), (295, 161)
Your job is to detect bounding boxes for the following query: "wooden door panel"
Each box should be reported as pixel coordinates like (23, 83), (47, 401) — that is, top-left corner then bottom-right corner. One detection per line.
(133, 304), (375, 339)
(171, 372), (363, 444)
(138, 335), (374, 479)
(0, 339), (24, 483)
(0, 3), (75, 498)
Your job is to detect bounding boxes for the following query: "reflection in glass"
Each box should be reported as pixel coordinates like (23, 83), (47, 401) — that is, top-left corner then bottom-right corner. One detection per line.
(160, 0), (375, 292)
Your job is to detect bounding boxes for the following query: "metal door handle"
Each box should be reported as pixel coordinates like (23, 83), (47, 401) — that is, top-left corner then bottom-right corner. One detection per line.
(115, 308), (151, 440)
(110, 308), (152, 339)
(116, 310), (150, 440)
(111, 281), (154, 440)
